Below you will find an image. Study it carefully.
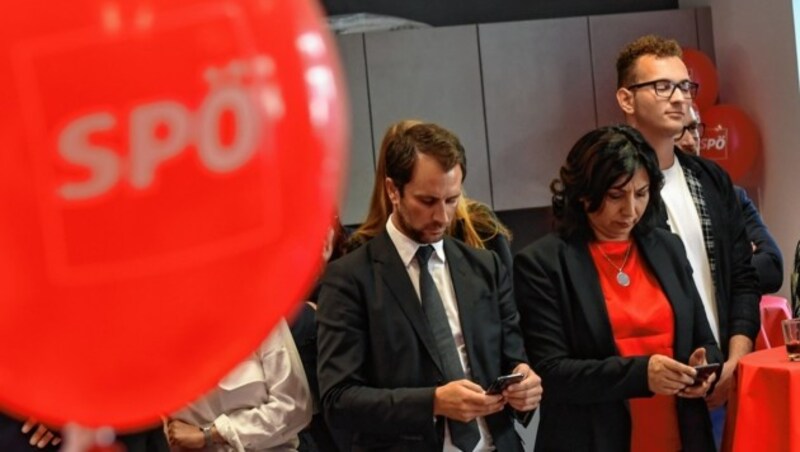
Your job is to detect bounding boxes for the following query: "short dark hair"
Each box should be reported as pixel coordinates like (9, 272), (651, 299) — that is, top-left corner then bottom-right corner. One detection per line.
(616, 34), (683, 88)
(551, 125), (664, 240)
(384, 123), (467, 194)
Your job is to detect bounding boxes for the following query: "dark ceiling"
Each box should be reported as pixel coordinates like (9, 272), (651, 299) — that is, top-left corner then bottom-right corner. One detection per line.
(320, 0), (679, 27)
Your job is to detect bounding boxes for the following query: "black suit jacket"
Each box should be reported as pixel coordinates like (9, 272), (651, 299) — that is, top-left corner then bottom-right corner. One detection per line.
(317, 232), (528, 452)
(514, 229), (721, 452)
(666, 152), (761, 355)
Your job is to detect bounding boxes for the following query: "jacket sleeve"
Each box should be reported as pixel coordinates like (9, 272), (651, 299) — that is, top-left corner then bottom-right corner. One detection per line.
(513, 243), (652, 405)
(721, 176), (762, 341)
(316, 260), (436, 436)
(491, 248), (537, 426)
(736, 187), (783, 294)
(493, 250), (529, 373)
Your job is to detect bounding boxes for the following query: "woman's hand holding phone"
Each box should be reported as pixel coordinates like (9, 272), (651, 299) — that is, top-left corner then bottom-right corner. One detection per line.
(678, 347), (718, 398)
(647, 354), (697, 395)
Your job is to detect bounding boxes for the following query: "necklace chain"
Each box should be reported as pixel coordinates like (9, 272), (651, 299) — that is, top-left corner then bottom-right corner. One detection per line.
(595, 242), (633, 287)
(596, 242), (632, 272)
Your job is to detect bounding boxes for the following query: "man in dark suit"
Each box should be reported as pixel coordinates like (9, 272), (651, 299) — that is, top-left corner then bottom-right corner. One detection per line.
(316, 122), (542, 451)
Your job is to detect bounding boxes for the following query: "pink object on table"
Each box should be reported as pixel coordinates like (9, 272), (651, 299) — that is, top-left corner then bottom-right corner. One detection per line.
(754, 296), (792, 350)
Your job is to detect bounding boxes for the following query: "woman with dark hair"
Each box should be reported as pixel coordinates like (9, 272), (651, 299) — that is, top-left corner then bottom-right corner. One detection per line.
(514, 125), (721, 452)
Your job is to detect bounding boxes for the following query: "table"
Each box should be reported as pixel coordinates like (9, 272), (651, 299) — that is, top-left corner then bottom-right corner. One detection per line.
(723, 346), (800, 452)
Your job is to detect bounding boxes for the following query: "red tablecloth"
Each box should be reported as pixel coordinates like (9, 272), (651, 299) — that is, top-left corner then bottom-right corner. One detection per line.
(723, 346), (800, 452)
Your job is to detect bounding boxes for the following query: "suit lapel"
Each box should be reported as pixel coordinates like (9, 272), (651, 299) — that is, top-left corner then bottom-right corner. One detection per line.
(565, 239), (617, 355)
(372, 232), (444, 375)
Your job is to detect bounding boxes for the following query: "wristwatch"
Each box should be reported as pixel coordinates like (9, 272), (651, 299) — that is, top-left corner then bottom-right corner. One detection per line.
(200, 424), (213, 447)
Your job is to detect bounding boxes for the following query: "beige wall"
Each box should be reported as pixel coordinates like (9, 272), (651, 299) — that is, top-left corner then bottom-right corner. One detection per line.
(681, 0), (800, 297)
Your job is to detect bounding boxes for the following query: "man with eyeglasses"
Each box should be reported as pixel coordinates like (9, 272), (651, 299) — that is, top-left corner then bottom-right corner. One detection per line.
(676, 105), (783, 296)
(676, 105), (705, 154)
(615, 35), (760, 448)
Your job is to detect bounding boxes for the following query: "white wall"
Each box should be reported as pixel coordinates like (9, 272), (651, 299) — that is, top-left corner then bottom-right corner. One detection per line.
(796, 0), (800, 92)
(681, 0), (800, 298)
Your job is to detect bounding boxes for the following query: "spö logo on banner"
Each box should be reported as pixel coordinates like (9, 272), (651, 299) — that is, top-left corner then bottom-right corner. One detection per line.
(700, 124), (728, 160)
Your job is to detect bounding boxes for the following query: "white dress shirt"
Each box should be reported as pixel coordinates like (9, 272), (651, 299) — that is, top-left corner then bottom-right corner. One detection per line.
(661, 160), (721, 344)
(172, 319), (312, 451)
(386, 216), (495, 452)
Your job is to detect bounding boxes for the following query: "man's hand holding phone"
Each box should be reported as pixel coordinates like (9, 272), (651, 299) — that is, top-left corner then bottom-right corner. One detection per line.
(495, 363), (543, 412)
(433, 380), (505, 423)
(485, 373), (524, 395)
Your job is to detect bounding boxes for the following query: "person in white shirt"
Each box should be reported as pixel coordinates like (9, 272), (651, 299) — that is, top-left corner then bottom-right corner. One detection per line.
(166, 319), (312, 452)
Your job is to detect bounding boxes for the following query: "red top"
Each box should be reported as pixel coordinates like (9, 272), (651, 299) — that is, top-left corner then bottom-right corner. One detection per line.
(589, 240), (682, 452)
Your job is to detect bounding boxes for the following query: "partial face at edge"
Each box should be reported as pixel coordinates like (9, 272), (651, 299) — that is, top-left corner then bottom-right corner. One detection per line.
(676, 106), (701, 155)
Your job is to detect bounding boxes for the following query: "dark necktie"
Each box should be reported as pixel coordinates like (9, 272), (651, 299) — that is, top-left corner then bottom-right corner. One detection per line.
(415, 245), (480, 452)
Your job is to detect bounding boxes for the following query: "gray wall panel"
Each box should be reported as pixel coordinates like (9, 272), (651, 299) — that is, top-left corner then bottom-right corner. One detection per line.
(334, 8), (713, 218)
(336, 34), (375, 225)
(589, 9), (699, 127)
(365, 26), (493, 206)
(480, 17), (596, 210)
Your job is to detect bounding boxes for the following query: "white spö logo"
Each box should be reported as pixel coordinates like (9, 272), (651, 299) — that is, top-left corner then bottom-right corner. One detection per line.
(56, 56), (283, 201)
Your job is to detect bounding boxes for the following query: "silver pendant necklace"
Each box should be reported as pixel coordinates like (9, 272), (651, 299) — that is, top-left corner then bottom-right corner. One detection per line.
(596, 241), (633, 287)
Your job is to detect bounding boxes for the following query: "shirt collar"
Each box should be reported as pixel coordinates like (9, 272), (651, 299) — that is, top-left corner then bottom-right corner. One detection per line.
(386, 215), (446, 268)
(662, 155), (684, 179)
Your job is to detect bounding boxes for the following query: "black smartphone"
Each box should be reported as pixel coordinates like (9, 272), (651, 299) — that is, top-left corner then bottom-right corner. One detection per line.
(691, 363), (720, 385)
(486, 372), (524, 395)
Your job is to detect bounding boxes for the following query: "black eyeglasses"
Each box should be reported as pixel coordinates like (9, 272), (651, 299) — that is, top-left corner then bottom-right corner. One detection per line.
(626, 79), (700, 100)
(677, 122), (705, 140)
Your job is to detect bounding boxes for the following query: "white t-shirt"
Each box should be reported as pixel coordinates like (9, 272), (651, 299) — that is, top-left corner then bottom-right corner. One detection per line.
(660, 159), (721, 345)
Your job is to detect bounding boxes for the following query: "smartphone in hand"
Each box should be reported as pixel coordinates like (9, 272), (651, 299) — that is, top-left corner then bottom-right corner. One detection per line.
(486, 373), (524, 395)
(691, 363), (720, 386)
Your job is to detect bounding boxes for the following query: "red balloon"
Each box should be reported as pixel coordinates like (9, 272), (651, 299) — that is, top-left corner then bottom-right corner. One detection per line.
(682, 48), (719, 110)
(0, 0), (347, 428)
(699, 104), (761, 183)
